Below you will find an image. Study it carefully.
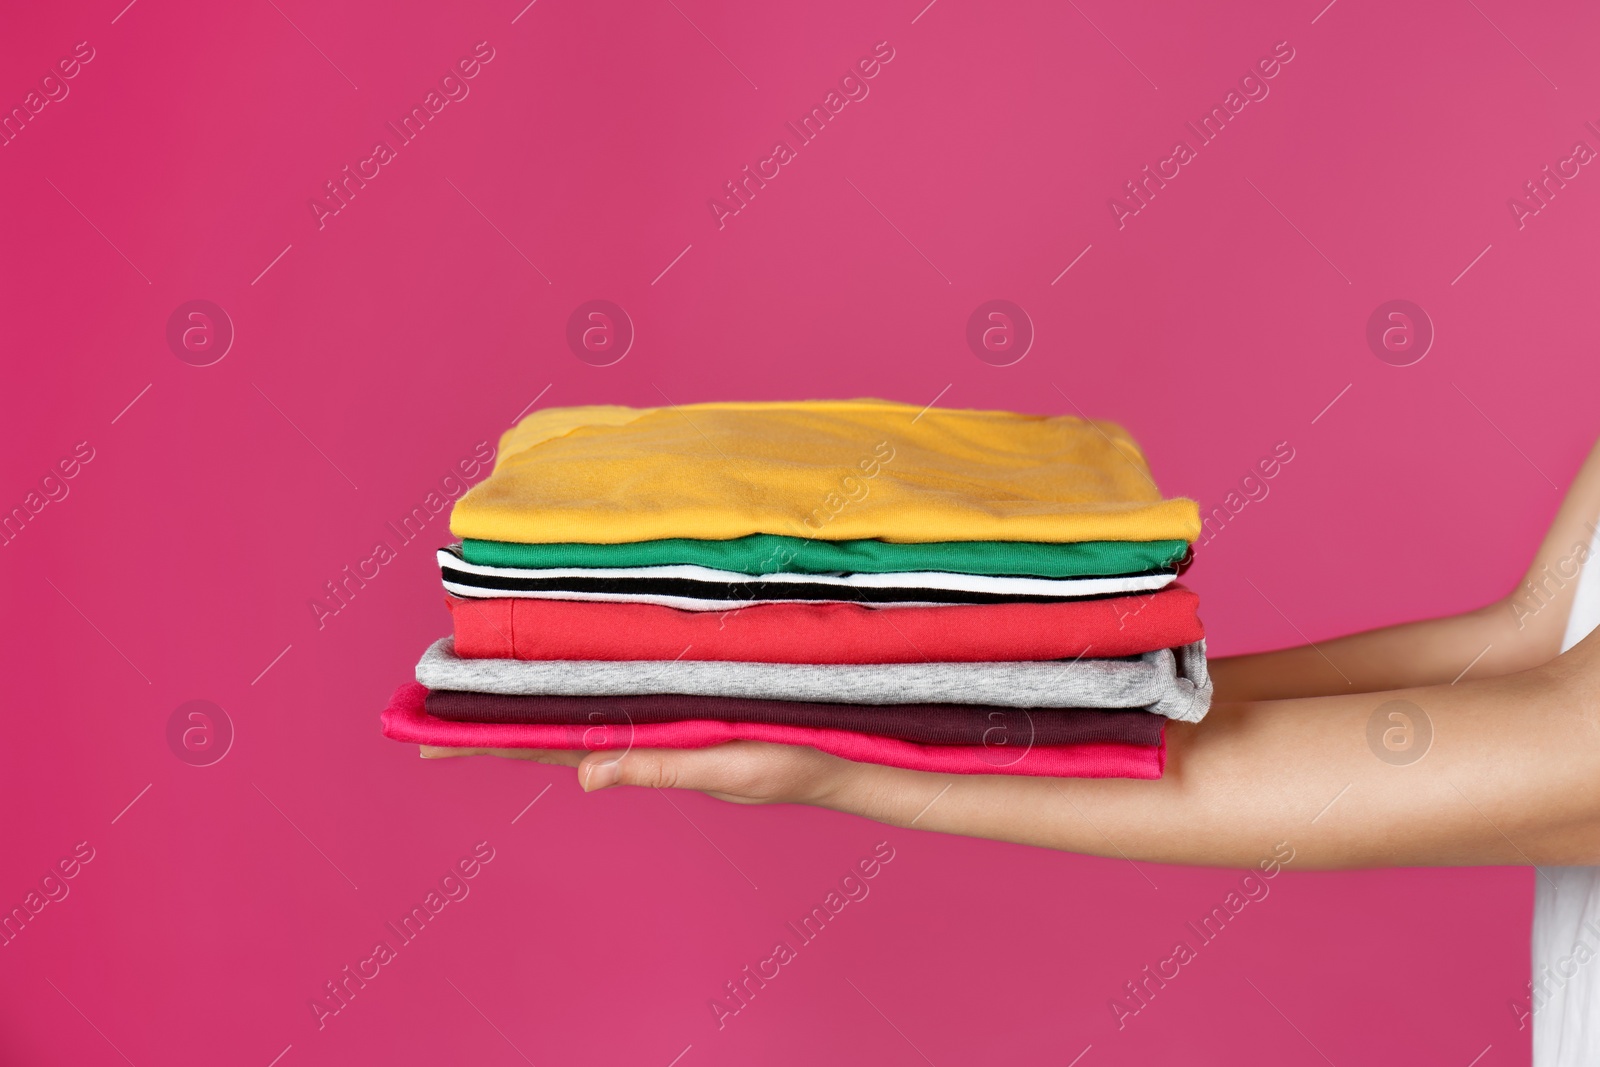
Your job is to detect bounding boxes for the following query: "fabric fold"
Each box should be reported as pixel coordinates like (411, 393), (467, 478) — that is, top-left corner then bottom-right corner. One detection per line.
(450, 399), (1201, 545)
(414, 636), (1213, 721)
(424, 689), (1168, 746)
(446, 585), (1203, 664)
(459, 534), (1191, 578)
(384, 683), (1166, 779)
(438, 546), (1175, 609)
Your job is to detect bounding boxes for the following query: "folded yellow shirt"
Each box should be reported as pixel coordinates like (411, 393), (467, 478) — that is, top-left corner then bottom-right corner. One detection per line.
(451, 399), (1199, 545)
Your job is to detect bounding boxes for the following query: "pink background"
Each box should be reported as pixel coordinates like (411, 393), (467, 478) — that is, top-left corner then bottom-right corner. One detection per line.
(1, 0), (1593, 1062)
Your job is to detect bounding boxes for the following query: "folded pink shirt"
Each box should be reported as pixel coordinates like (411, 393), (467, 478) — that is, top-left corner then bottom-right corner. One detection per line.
(381, 682), (1164, 778)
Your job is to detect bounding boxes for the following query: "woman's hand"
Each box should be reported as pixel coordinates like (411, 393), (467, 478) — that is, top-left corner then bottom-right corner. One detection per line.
(425, 740), (910, 813)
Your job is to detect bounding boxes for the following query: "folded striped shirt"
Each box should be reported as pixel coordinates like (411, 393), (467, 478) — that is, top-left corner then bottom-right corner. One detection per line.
(437, 546), (1176, 610)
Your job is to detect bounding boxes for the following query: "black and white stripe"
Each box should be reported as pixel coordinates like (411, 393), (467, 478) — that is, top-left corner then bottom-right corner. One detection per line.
(437, 546), (1176, 610)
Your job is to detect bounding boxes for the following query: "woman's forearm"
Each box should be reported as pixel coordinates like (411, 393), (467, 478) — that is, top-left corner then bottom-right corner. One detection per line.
(826, 649), (1600, 868)
(889, 669), (1594, 867)
(1207, 603), (1515, 702)
(1211, 435), (1600, 703)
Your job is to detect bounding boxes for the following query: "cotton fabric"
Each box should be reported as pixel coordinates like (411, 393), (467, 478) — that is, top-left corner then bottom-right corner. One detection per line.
(450, 400), (1200, 545)
(384, 682), (1165, 779)
(414, 637), (1213, 721)
(446, 585), (1203, 664)
(438, 547), (1176, 608)
(460, 533), (1190, 578)
(424, 689), (1168, 746)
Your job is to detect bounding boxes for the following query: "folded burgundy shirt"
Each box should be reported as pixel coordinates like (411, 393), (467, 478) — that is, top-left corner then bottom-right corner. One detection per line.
(383, 683), (1164, 779)
(446, 584), (1202, 664)
(424, 689), (1165, 747)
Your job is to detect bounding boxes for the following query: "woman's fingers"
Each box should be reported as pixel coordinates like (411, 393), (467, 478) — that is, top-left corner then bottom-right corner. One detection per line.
(574, 742), (861, 805)
(418, 741), (937, 825)
(419, 745), (586, 766)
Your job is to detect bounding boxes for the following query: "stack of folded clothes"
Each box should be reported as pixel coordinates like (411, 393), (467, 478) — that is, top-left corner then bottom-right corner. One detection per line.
(382, 399), (1209, 778)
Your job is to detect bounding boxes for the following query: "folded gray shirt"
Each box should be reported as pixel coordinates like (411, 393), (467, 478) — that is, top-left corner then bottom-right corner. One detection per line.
(414, 637), (1212, 722)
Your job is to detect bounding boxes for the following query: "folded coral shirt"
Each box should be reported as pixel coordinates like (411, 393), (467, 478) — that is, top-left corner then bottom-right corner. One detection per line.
(414, 637), (1213, 721)
(450, 400), (1200, 545)
(447, 586), (1203, 664)
(437, 547), (1176, 608)
(461, 534), (1191, 579)
(425, 690), (1168, 747)
(384, 683), (1164, 779)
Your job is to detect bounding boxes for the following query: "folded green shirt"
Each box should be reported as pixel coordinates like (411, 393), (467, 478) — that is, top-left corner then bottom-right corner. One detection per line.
(459, 534), (1188, 578)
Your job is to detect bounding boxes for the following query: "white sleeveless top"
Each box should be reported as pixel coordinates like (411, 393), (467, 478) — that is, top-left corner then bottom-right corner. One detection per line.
(1533, 525), (1600, 1064)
